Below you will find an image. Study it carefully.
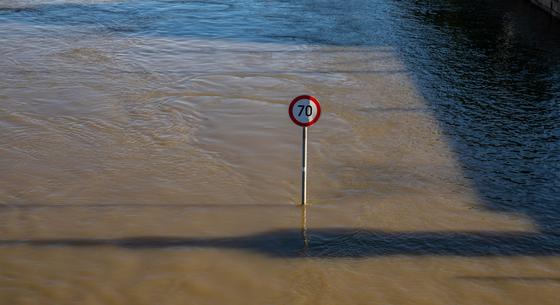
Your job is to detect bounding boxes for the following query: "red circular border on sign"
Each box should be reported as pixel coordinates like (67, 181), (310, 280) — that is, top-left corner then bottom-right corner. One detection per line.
(289, 95), (321, 127)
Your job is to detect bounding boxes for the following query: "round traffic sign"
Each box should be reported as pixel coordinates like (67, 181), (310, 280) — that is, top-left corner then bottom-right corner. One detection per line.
(289, 95), (321, 127)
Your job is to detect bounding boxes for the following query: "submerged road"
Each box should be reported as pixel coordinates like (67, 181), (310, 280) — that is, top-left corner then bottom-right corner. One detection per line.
(1, 1), (560, 304)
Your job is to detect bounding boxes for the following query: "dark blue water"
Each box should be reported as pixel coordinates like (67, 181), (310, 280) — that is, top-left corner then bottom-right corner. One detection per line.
(393, 0), (560, 233)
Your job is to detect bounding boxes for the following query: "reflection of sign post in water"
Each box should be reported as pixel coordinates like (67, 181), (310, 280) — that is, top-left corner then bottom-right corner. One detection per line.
(289, 95), (321, 205)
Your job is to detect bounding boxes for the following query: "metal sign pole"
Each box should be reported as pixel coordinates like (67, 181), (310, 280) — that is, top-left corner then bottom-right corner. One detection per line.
(302, 126), (308, 205)
(289, 95), (320, 206)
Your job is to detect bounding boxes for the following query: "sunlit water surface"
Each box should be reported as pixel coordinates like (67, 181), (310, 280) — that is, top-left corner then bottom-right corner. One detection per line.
(1, 0), (560, 304)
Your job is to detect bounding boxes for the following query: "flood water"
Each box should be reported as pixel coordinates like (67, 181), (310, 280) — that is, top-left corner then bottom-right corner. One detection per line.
(1, 0), (560, 304)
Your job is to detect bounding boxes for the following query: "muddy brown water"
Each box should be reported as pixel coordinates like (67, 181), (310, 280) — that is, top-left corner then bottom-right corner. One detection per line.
(1, 1), (560, 304)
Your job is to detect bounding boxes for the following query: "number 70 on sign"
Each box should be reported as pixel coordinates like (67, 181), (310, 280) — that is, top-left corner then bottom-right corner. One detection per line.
(289, 95), (321, 127)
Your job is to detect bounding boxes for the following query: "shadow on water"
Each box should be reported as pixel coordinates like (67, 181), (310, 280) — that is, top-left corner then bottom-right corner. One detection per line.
(1, 228), (560, 257)
(1, 204), (559, 258)
(1, 0), (560, 256)
(395, 0), (560, 233)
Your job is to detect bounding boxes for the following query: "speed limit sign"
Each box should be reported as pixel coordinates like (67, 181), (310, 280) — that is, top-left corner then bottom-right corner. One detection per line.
(289, 95), (321, 127)
(288, 95), (321, 205)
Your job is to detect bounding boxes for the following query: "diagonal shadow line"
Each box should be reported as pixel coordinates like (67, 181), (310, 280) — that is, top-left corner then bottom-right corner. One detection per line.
(1, 229), (559, 258)
(388, 0), (560, 242)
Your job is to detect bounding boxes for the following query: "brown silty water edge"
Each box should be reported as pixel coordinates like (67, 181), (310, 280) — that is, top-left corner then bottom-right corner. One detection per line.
(1, 1), (560, 305)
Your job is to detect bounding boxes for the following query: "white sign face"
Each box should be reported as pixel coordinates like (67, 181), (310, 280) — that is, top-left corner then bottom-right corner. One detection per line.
(289, 95), (321, 127)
